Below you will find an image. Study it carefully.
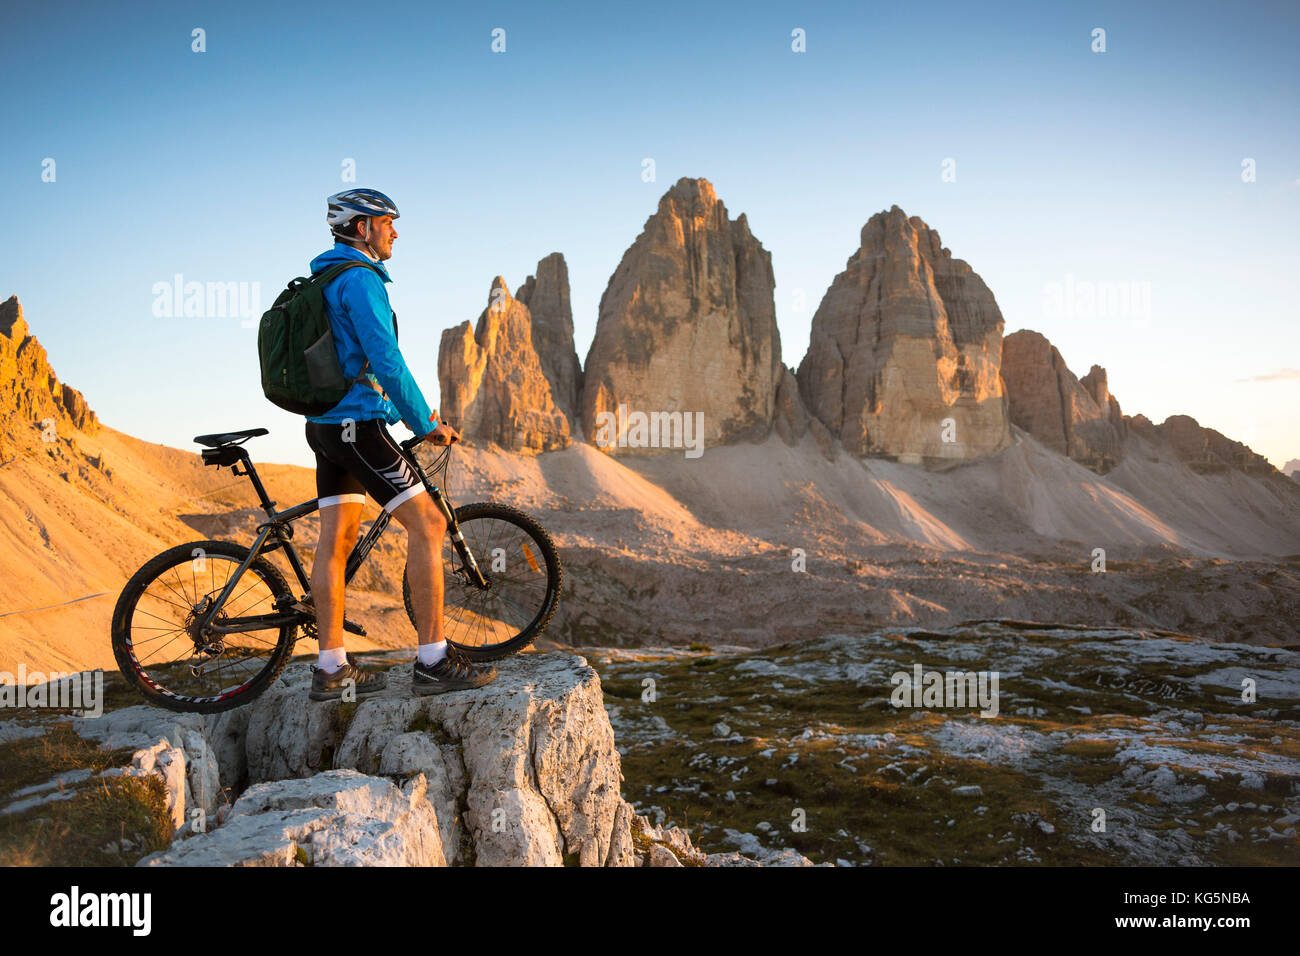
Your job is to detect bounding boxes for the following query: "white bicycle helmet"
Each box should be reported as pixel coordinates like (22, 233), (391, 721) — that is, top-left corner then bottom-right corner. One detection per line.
(326, 188), (400, 238)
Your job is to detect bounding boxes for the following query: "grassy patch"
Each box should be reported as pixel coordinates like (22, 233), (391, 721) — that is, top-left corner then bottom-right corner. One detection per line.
(0, 723), (136, 803)
(406, 708), (456, 747)
(337, 701), (360, 738)
(618, 732), (1118, 865)
(0, 727), (173, 867)
(627, 815), (705, 867)
(1059, 739), (1121, 759)
(589, 627), (1300, 867)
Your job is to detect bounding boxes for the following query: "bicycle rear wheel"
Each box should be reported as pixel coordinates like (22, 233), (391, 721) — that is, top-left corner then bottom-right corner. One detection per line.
(402, 501), (562, 661)
(110, 540), (299, 713)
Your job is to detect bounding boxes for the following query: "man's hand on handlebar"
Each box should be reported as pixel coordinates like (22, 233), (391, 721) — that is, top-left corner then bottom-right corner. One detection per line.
(428, 421), (461, 445)
(401, 411), (461, 449)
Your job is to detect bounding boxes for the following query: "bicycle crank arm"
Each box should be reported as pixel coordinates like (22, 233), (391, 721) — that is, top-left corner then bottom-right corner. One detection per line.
(284, 597), (368, 636)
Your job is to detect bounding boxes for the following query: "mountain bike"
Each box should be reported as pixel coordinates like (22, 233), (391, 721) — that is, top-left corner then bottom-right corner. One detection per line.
(110, 427), (562, 713)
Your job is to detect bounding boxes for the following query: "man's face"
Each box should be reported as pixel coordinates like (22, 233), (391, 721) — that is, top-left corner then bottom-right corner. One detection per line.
(360, 215), (398, 260)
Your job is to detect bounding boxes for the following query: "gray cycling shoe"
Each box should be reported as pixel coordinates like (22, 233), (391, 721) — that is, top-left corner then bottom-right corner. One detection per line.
(412, 647), (497, 695)
(309, 653), (387, 701)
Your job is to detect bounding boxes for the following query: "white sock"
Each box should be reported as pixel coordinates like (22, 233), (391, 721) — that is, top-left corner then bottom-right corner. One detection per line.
(418, 642), (448, 667)
(318, 646), (348, 674)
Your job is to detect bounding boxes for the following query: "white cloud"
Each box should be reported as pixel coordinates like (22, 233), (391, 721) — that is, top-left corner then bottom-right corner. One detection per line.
(1237, 368), (1300, 384)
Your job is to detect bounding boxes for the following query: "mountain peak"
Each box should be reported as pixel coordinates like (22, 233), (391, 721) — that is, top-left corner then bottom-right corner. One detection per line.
(663, 176), (717, 206)
(1001, 330), (1124, 472)
(1, 295), (27, 341)
(439, 255), (581, 453)
(797, 206), (1009, 460)
(0, 296), (99, 440)
(581, 177), (781, 452)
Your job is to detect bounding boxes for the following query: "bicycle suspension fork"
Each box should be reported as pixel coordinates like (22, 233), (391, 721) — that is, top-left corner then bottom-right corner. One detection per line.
(430, 485), (489, 589)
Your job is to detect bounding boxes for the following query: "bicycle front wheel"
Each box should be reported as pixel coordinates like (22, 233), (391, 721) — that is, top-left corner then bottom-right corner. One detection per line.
(402, 501), (562, 661)
(110, 540), (299, 712)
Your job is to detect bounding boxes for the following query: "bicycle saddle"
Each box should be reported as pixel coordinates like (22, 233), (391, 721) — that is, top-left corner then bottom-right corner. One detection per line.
(193, 428), (269, 447)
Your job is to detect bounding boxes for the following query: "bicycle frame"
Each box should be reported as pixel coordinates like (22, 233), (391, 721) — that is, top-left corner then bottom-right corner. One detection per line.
(192, 438), (486, 639)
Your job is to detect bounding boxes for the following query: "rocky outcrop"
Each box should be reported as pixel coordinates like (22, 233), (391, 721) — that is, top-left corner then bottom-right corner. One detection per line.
(437, 255), (581, 453)
(625, 812), (815, 866)
(1001, 331), (1277, 477)
(1154, 415), (1274, 475)
(516, 252), (583, 424)
(581, 177), (782, 455)
(1000, 330), (1124, 473)
(73, 705), (223, 826)
(44, 651), (814, 867)
(795, 206), (1010, 463)
(140, 770), (446, 866)
(0, 295), (100, 439)
(771, 365), (834, 459)
(137, 768), (797, 867)
(1080, 364), (1125, 430)
(202, 653), (631, 866)
(52, 652), (812, 867)
(1284, 459), (1300, 481)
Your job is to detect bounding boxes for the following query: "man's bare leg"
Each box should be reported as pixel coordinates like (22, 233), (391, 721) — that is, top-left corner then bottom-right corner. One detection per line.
(391, 487), (496, 692)
(311, 501), (363, 653)
(390, 492), (446, 648)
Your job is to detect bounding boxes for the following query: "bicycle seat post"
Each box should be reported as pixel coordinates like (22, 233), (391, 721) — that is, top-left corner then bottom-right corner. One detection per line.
(234, 458), (277, 515)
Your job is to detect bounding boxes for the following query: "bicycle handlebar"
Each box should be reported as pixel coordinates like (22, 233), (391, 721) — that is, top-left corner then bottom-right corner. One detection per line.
(401, 428), (459, 453)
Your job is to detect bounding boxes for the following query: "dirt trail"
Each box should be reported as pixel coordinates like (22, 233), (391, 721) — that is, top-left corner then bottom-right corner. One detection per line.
(0, 592), (112, 620)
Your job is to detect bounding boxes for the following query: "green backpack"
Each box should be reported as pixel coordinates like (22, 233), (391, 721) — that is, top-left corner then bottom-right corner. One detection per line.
(257, 260), (394, 416)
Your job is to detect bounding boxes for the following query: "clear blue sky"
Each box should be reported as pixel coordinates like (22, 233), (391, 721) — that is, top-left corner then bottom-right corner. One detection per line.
(3, 0), (1297, 468)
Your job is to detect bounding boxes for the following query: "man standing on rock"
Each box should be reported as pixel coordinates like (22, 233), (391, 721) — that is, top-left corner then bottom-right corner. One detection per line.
(303, 188), (498, 700)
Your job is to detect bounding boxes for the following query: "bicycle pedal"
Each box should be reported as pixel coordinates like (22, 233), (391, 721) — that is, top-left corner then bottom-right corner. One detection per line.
(343, 618), (367, 637)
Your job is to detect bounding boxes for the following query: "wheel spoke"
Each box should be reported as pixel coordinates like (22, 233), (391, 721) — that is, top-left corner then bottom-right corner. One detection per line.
(414, 508), (557, 655)
(119, 550), (291, 707)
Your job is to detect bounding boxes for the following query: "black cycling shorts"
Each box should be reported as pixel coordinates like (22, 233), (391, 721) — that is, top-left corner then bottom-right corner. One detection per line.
(304, 419), (425, 513)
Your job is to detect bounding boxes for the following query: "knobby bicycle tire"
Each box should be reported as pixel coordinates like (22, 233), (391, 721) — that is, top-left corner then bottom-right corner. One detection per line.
(402, 501), (562, 661)
(110, 539), (299, 713)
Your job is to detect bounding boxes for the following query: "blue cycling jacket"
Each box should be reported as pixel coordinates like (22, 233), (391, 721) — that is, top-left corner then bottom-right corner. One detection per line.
(304, 243), (438, 436)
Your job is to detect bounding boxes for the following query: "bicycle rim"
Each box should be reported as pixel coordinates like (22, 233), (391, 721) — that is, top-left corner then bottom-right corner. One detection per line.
(404, 503), (561, 659)
(112, 542), (295, 711)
